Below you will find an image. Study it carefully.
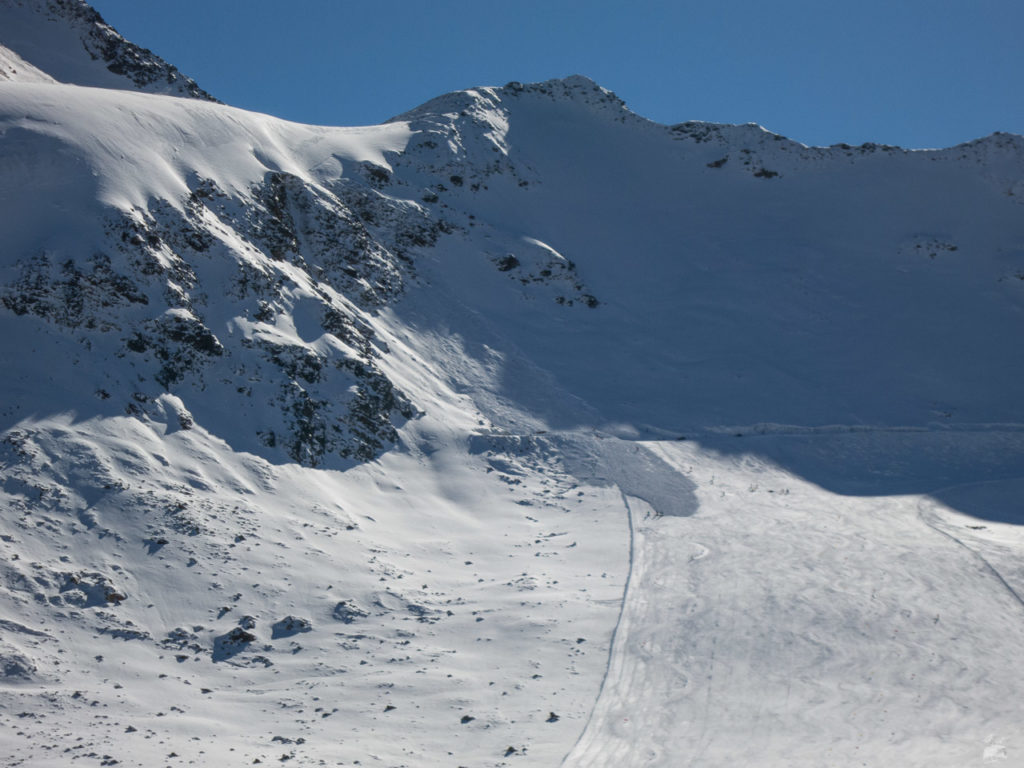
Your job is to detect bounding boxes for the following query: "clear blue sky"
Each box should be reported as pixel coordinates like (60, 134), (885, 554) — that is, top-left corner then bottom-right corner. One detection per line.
(89, 0), (1024, 149)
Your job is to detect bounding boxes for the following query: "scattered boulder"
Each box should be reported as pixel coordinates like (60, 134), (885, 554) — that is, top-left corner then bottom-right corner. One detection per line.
(332, 601), (368, 624)
(496, 254), (520, 271)
(0, 646), (36, 681)
(212, 626), (256, 662)
(58, 571), (126, 608)
(271, 616), (312, 639)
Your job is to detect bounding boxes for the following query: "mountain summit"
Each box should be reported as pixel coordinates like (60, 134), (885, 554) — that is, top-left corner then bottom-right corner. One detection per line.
(2, 5), (1024, 767)
(0, 0), (215, 98)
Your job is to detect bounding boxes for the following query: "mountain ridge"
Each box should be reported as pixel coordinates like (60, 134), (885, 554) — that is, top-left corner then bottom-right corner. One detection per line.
(396, 72), (1024, 155)
(0, 0), (215, 99)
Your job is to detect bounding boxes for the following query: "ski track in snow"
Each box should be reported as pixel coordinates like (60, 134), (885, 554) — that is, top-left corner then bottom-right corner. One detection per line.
(563, 436), (1024, 768)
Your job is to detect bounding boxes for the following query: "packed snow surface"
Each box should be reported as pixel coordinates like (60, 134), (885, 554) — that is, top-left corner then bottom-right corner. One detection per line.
(1, 13), (1024, 766)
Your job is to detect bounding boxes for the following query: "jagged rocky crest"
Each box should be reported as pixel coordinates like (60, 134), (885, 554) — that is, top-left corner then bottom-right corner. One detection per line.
(0, 0), (216, 99)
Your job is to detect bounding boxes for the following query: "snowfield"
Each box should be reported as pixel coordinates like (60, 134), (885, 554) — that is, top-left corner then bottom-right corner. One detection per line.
(2, 2), (1024, 766)
(566, 435), (1024, 768)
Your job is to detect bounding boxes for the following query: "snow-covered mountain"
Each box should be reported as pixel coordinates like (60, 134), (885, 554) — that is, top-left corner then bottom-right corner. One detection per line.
(2, 5), (1024, 767)
(0, 0), (215, 99)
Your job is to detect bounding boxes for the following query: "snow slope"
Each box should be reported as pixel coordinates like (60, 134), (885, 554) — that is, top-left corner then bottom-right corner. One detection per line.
(565, 437), (1024, 768)
(0, 43), (55, 83)
(387, 78), (1024, 437)
(2, 14), (1024, 767)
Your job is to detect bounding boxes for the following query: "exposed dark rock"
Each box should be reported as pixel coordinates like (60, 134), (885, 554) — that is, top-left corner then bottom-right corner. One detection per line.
(212, 626), (256, 662)
(496, 255), (520, 271)
(332, 601), (368, 623)
(38, 0), (218, 100)
(1, 253), (148, 330)
(271, 616), (312, 639)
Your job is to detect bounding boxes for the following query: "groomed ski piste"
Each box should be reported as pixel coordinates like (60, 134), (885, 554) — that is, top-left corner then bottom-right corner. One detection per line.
(2, 2), (1024, 766)
(563, 432), (1024, 768)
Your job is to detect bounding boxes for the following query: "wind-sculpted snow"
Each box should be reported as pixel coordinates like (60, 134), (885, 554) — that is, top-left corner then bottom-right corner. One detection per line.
(466, 430), (698, 518)
(554, 432), (699, 518)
